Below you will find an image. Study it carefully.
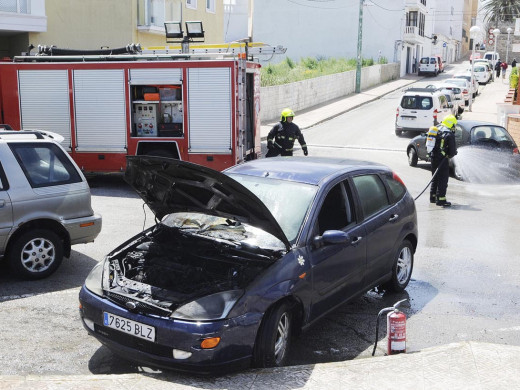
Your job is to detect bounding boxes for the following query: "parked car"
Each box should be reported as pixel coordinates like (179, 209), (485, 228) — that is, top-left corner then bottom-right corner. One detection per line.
(484, 51), (499, 65)
(426, 84), (465, 117)
(395, 87), (451, 136)
(418, 56), (441, 76)
(79, 157), (418, 373)
(469, 62), (493, 84)
(438, 89), (459, 118)
(406, 120), (519, 180)
(470, 52), (482, 63)
(0, 129), (102, 279)
(443, 78), (471, 105)
(454, 73), (479, 97)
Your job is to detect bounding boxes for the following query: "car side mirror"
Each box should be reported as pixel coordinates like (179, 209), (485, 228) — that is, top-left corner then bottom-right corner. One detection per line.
(313, 230), (350, 247)
(448, 103), (453, 108)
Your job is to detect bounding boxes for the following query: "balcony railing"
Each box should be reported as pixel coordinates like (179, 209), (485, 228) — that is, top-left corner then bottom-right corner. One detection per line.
(405, 0), (427, 11)
(404, 25), (423, 44)
(0, 0), (29, 14)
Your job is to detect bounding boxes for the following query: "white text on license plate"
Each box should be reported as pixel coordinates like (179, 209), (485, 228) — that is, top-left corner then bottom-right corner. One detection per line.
(103, 312), (156, 342)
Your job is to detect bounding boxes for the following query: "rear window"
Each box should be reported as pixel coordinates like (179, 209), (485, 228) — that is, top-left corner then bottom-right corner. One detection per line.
(430, 58), (437, 64)
(381, 172), (406, 202)
(474, 66), (485, 72)
(419, 58), (429, 64)
(401, 95), (433, 110)
(9, 143), (82, 188)
(471, 126), (515, 144)
(352, 174), (390, 219)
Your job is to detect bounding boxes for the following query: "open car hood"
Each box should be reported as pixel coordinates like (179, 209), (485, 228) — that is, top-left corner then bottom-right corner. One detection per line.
(125, 157), (291, 250)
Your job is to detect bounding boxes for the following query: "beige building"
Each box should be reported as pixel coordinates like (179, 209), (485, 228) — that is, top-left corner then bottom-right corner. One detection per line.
(0, 0), (224, 57)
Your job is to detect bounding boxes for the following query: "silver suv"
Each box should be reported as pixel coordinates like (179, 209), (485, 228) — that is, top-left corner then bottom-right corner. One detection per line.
(0, 129), (102, 279)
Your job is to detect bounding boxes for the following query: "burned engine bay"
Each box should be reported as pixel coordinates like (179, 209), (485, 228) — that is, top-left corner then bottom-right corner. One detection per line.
(105, 214), (286, 315)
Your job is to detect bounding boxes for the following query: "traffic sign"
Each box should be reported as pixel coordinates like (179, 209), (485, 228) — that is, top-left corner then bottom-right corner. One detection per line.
(443, 42), (447, 47)
(489, 38), (494, 45)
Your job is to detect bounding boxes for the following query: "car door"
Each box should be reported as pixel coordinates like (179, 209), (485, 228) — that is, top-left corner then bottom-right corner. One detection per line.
(0, 162), (13, 255)
(308, 180), (367, 322)
(351, 173), (403, 285)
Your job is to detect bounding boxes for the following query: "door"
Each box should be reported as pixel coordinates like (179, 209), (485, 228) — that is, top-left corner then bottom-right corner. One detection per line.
(309, 181), (366, 321)
(351, 174), (402, 284)
(0, 163), (13, 254)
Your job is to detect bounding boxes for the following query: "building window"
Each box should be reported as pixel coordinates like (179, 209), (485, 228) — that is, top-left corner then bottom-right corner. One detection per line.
(0, 0), (29, 14)
(206, 0), (215, 13)
(420, 0), (426, 5)
(419, 13), (425, 36)
(137, 0), (166, 27)
(407, 11), (418, 27)
(187, 0), (197, 9)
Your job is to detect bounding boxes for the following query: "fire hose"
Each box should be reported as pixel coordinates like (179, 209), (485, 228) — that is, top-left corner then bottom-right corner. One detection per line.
(413, 157), (448, 201)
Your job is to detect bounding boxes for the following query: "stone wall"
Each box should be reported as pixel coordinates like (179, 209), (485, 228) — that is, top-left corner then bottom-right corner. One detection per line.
(507, 114), (520, 147)
(260, 63), (400, 122)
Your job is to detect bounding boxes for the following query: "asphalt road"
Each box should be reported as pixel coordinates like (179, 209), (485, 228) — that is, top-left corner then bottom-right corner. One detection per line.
(1, 62), (519, 376)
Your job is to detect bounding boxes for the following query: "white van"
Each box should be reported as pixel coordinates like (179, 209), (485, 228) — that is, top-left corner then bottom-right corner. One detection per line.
(484, 51), (499, 64)
(395, 88), (451, 136)
(418, 57), (440, 76)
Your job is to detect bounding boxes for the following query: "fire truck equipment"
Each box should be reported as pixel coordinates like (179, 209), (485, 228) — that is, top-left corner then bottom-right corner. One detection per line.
(372, 299), (408, 356)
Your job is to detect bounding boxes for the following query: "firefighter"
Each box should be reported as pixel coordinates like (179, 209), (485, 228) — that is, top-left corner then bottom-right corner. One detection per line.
(430, 114), (458, 207)
(266, 108), (308, 157)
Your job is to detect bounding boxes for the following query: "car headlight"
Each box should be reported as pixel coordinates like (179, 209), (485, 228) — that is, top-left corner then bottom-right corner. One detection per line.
(171, 290), (243, 321)
(84, 261), (104, 297)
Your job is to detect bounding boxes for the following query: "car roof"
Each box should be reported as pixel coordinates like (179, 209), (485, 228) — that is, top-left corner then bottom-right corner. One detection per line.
(225, 157), (389, 186)
(457, 119), (506, 129)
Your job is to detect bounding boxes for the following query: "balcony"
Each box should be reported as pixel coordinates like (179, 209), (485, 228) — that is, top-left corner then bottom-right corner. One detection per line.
(405, 0), (427, 13)
(403, 25), (424, 44)
(0, 0), (47, 33)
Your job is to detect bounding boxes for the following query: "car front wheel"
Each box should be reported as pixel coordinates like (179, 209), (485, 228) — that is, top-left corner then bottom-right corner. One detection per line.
(382, 240), (414, 293)
(253, 301), (292, 368)
(8, 229), (64, 280)
(407, 147), (418, 167)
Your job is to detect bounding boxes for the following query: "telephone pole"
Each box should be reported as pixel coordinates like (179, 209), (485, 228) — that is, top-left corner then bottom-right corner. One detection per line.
(355, 0), (364, 93)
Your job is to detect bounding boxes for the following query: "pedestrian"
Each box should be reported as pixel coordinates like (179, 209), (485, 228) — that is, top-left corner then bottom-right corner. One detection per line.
(412, 57), (416, 73)
(501, 61), (508, 79)
(266, 108), (308, 157)
(512, 58), (517, 68)
(430, 115), (458, 207)
(495, 60), (501, 78)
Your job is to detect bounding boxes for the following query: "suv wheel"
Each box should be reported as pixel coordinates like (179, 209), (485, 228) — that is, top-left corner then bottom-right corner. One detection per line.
(8, 229), (64, 280)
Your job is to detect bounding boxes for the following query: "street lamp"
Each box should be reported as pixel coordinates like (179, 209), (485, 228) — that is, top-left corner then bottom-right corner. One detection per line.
(506, 27), (513, 65)
(493, 28), (500, 81)
(469, 25), (481, 112)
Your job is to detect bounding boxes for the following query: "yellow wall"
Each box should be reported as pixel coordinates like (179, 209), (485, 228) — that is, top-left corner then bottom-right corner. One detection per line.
(26, 0), (224, 52)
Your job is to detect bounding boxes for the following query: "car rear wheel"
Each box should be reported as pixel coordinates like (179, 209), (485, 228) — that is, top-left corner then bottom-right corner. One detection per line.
(382, 240), (413, 293)
(253, 301), (292, 368)
(407, 147), (418, 167)
(395, 129), (402, 136)
(8, 229), (64, 280)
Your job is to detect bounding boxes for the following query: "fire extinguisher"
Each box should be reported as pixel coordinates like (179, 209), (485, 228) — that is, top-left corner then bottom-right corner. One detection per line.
(372, 299), (408, 356)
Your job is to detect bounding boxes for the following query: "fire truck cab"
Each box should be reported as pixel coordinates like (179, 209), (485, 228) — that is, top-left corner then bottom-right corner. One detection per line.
(0, 43), (282, 172)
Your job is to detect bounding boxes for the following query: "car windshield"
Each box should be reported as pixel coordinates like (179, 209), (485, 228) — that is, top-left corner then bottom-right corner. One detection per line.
(227, 173), (318, 243)
(471, 125), (515, 144)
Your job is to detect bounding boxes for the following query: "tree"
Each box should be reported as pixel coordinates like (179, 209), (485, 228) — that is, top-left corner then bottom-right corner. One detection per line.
(481, 0), (520, 23)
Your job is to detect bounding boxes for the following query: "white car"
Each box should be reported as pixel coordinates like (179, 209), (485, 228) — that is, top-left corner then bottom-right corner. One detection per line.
(467, 64), (492, 84)
(471, 60), (493, 82)
(454, 73), (479, 97)
(443, 78), (472, 105)
(395, 88), (451, 136)
(428, 83), (465, 117)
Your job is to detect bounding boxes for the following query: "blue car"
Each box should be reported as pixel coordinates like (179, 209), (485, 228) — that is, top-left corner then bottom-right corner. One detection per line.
(79, 156), (418, 373)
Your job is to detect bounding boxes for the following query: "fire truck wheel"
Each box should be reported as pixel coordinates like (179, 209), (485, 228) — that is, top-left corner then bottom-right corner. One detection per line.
(382, 239), (413, 293)
(253, 301), (292, 368)
(146, 149), (176, 158)
(8, 229), (64, 280)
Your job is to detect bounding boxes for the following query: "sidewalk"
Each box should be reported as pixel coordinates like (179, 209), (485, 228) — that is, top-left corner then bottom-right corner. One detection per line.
(2, 342), (519, 389)
(1, 73), (517, 390)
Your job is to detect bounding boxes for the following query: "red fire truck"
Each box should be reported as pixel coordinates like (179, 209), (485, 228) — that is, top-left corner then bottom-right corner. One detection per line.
(0, 43), (283, 172)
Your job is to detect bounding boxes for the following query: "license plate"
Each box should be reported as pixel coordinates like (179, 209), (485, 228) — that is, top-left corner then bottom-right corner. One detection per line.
(103, 312), (156, 342)
(401, 116), (415, 121)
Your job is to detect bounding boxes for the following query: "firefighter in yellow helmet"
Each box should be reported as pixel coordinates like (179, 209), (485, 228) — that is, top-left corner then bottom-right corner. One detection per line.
(266, 108), (308, 157)
(430, 114), (458, 207)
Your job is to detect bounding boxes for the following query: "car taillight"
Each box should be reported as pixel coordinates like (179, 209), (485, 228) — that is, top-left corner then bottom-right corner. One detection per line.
(433, 109), (438, 119)
(463, 89), (468, 94)
(393, 172), (406, 187)
(514, 147), (519, 154)
(396, 107), (399, 117)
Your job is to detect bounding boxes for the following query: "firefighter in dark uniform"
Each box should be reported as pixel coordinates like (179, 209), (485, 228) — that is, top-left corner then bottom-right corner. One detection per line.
(430, 114), (458, 207)
(266, 108), (308, 157)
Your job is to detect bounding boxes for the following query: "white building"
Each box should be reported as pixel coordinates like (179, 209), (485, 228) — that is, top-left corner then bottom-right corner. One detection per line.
(225, 0), (453, 77)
